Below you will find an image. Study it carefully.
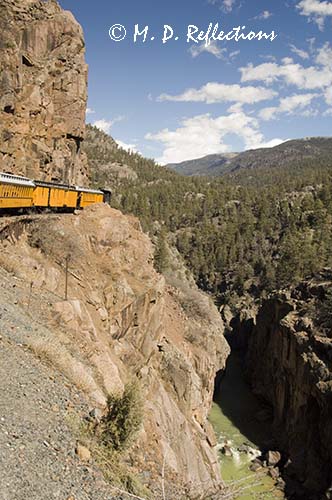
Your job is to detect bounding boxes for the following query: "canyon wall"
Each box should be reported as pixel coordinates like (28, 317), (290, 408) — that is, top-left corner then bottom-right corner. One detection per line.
(0, 0), (88, 183)
(241, 275), (332, 499)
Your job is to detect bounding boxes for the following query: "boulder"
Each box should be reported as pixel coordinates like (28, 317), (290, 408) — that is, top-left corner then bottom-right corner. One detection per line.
(268, 467), (280, 480)
(75, 443), (91, 462)
(265, 450), (281, 467)
(250, 460), (263, 472)
(221, 445), (233, 457)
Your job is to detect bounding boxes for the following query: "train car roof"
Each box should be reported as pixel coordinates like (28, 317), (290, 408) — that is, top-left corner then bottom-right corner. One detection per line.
(34, 179), (76, 190)
(0, 173), (106, 195)
(0, 172), (35, 187)
(76, 186), (104, 194)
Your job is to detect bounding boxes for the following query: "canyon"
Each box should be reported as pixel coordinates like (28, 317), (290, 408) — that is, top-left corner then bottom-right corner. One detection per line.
(1, 1), (332, 499)
(0, 1), (231, 497)
(227, 272), (332, 499)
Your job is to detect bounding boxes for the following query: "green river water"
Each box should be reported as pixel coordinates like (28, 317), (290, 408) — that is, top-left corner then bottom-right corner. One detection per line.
(209, 352), (284, 499)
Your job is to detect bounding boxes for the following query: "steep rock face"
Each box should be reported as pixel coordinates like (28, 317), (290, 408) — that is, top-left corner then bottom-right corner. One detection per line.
(0, 205), (229, 497)
(0, 0), (88, 183)
(243, 275), (332, 499)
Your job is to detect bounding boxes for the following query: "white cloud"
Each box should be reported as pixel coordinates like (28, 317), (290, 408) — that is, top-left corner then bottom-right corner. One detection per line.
(290, 44), (310, 59)
(259, 107), (278, 121)
(189, 42), (240, 62)
(227, 102), (244, 113)
(116, 139), (140, 154)
(189, 40), (227, 59)
(222, 0), (236, 12)
(157, 83), (277, 105)
(92, 119), (113, 134)
(315, 41), (332, 65)
(324, 86), (332, 104)
(229, 50), (240, 60)
(297, 0), (332, 30)
(301, 108), (320, 117)
(241, 43), (332, 109)
(282, 57), (294, 64)
(258, 138), (288, 149)
(307, 37), (316, 53)
(208, 0), (237, 12)
(240, 40), (332, 111)
(92, 116), (125, 135)
(146, 112), (284, 164)
(259, 93), (319, 120)
(86, 108), (95, 115)
(240, 59), (332, 89)
(254, 10), (273, 20)
(260, 54), (277, 62)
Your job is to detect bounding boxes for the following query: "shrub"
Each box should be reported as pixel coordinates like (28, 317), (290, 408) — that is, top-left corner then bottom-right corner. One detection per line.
(100, 381), (143, 451)
(154, 233), (169, 273)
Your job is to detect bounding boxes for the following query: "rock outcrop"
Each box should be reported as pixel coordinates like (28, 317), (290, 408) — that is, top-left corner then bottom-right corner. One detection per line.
(0, 0), (88, 183)
(0, 205), (230, 498)
(239, 272), (332, 499)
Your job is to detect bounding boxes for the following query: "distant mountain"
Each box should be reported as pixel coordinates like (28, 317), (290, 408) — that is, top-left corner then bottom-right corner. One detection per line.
(167, 153), (239, 176)
(167, 137), (332, 177)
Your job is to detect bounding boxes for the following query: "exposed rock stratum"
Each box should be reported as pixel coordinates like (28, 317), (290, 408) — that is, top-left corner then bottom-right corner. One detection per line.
(0, 206), (230, 497)
(233, 273), (332, 499)
(0, 0), (88, 183)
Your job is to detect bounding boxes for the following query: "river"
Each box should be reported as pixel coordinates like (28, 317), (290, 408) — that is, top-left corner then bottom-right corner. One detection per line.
(209, 352), (285, 499)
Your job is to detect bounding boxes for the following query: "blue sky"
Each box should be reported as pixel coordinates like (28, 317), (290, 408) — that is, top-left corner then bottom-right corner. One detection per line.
(59, 0), (332, 164)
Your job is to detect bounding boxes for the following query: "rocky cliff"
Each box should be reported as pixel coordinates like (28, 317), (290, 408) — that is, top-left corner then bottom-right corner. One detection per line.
(0, 205), (230, 498)
(0, 0), (88, 183)
(0, 2), (232, 496)
(238, 272), (332, 499)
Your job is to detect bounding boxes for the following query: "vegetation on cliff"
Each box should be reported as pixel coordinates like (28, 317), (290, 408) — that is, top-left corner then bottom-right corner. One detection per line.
(100, 382), (143, 451)
(84, 125), (332, 305)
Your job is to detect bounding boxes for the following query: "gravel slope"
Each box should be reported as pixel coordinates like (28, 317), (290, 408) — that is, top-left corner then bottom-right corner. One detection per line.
(0, 266), (119, 500)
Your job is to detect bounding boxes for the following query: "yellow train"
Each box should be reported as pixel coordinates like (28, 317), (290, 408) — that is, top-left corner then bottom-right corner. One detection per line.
(0, 172), (111, 213)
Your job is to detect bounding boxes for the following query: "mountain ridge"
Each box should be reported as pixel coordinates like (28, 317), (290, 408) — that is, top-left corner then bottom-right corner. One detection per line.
(167, 137), (332, 177)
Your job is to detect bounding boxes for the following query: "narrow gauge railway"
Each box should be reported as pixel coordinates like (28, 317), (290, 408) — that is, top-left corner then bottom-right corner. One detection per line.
(0, 172), (111, 214)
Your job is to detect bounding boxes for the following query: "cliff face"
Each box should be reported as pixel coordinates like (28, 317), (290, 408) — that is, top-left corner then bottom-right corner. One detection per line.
(0, 205), (230, 497)
(0, 2), (231, 495)
(241, 274), (332, 499)
(0, 0), (88, 183)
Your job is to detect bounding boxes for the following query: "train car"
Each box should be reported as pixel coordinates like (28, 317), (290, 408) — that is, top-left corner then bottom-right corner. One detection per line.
(0, 172), (35, 210)
(50, 184), (77, 209)
(0, 171), (111, 214)
(76, 187), (104, 208)
(34, 180), (78, 209)
(33, 181), (51, 208)
(101, 188), (112, 205)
